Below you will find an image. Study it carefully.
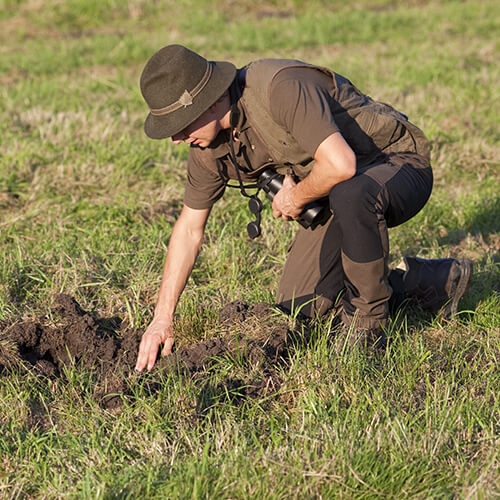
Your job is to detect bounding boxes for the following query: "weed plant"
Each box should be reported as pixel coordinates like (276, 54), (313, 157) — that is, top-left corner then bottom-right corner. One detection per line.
(0, 0), (499, 498)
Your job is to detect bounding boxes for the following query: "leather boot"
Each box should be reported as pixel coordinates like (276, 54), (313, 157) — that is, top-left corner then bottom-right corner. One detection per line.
(401, 257), (473, 317)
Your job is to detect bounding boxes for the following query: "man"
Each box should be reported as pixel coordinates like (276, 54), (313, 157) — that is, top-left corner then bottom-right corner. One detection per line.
(135, 45), (472, 372)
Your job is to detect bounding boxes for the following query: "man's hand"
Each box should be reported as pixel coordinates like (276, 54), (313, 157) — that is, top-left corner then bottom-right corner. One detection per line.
(135, 319), (175, 372)
(272, 174), (303, 221)
(133, 205), (210, 373)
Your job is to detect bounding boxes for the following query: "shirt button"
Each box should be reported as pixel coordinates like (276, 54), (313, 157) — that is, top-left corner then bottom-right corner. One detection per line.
(251, 144), (255, 150)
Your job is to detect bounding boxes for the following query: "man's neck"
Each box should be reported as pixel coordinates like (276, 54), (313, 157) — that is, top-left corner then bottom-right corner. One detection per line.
(219, 99), (232, 131)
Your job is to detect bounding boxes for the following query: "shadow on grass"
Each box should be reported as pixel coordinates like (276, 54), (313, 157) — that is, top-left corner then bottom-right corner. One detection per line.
(437, 193), (500, 249)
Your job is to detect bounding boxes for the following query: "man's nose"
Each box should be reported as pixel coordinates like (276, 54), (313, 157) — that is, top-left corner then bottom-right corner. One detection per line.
(171, 132), (186, 144)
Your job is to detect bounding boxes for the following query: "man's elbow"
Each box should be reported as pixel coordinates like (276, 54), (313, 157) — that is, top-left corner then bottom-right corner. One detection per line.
(343, 151), (356, 181)
(171, 218), (205, 254)
(315, 132), (356, 183)
(183, 225), (204, 251)
(334, 149), (356, 183)
(175, 206), (210, 247)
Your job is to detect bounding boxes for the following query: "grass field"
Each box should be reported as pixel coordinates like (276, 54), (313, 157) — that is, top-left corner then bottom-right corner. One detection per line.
(0, 0), (499, 498)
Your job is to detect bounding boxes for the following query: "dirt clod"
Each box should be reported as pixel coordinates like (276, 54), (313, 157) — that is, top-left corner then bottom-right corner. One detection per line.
(219, 300), (250, 323)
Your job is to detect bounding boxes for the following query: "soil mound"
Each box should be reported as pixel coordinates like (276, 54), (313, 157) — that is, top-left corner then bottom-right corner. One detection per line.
(2, 294), (139, 376)
(1, 295), (297, 411)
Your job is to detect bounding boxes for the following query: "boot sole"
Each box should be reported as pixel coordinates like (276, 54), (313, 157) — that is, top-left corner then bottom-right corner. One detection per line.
(444, 259), (473, 317)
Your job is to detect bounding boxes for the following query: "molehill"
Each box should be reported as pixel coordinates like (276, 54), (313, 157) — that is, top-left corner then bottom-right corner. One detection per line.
(0, 295), (296, 410)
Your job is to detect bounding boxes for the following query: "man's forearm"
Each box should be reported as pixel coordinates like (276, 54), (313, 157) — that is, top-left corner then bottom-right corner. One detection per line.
(292, 132), (356, 209)
(135, 206), (209, 372)
(153, 217), (205, 323)
(292, 163), (351, 208)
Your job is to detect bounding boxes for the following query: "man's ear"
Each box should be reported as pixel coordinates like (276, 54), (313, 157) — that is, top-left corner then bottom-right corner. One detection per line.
(212, 90), (230, 110)
(209, 93), (229, 117)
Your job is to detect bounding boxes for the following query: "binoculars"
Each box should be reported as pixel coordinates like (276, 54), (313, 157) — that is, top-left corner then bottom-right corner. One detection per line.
(246, 169), (328, 239)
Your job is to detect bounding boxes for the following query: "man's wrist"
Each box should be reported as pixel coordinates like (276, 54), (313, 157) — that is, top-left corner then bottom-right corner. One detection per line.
(291, 184), (306, 211)
(152, 310), (174, 325)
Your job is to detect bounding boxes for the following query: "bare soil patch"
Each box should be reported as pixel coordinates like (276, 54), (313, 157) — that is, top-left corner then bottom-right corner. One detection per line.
(1, 295), (296, 411)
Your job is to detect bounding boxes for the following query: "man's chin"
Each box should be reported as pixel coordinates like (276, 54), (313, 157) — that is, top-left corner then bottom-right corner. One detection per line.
(191, 142), (208, 150)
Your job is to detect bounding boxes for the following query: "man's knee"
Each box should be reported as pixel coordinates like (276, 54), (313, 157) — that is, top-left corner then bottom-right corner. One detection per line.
(329, 175), (380, 218)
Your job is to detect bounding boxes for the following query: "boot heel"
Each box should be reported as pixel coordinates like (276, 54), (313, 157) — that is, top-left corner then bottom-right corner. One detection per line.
(447, 259), (473, 317)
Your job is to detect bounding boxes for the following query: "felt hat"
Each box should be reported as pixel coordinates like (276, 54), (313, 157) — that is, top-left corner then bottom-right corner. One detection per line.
(140, 45), (236, 139)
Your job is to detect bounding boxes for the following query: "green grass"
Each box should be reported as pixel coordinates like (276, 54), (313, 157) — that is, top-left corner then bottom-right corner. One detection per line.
(1, 0), (499, 497)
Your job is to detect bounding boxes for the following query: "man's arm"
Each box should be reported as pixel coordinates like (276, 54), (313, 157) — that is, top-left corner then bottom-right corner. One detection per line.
(272, 132), (356, 220)
(135, 204), (211, 372)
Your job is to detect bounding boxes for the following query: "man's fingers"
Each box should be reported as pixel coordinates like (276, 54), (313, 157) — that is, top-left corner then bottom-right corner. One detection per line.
(283, 174), (296, 187)
(135, 334), (161, 372)
(272, 174), (300, 220)
(147, 343), (160, 371)
(135, 339), (150, 372)
(161, 337), (175, 357)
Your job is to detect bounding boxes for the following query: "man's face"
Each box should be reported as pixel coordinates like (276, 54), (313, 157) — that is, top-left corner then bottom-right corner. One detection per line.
(171, 107), (221, 148)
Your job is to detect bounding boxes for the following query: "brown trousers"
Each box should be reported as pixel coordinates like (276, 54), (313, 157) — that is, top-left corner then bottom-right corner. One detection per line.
(277, 152), (433, 328)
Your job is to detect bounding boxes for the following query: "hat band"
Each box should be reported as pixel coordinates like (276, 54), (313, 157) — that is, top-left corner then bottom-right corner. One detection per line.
(149, 62), (214, 117)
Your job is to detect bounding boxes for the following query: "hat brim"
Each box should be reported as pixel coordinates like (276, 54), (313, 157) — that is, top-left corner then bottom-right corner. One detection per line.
(144, 60), (237, 140)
